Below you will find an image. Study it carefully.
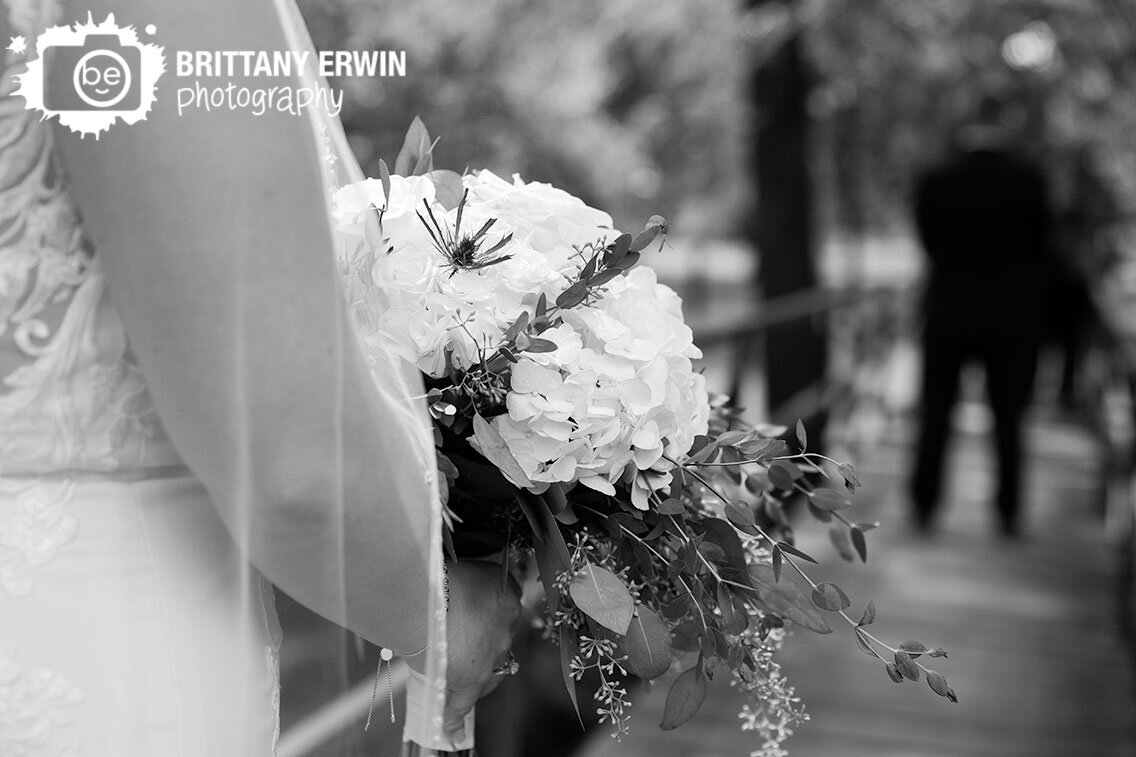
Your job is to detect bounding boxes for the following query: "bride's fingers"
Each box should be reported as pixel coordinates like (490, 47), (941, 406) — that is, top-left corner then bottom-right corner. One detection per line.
(443, 685), (481, 743)
(443, 646), (516, 740)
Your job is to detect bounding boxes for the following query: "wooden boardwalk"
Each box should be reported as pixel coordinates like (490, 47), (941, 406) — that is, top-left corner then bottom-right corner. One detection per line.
(581, 404), (1136, 757)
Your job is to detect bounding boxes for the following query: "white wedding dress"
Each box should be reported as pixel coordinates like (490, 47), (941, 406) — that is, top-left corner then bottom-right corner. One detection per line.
(0, 1), (446, 755)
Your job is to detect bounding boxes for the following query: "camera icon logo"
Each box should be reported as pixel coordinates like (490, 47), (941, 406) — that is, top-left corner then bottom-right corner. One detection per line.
(11, 14), (165, 138)
(45, 34), (141, 111)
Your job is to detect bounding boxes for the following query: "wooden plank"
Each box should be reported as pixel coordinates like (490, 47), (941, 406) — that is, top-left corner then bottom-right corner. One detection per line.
(581, 415), (1136, 757)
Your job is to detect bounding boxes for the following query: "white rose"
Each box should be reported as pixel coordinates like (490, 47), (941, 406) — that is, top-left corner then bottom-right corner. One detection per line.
(462, 170), (614, 256)
(384, 175), (439, 250)
(371, 244), (441, 300)
(331, 178), (386, 236)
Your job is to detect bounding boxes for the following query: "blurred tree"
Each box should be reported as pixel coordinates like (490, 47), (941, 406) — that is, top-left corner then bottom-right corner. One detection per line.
(805, 0), (1136, 232)
(297, 0), (1136, 259)
(298, 0), (751, 236)
(745, 0), (828, 424)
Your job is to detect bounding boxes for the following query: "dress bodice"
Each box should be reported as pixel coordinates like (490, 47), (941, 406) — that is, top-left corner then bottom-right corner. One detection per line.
(0, 1), (181, 478)
(0, 0), (183, 599)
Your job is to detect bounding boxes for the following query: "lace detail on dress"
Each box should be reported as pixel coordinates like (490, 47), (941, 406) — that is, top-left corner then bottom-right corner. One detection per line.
(0, 0), (88, 370)
(0, 0), (181, 596)
(0, 641), (85, 757)
(0, 478), (75, 596)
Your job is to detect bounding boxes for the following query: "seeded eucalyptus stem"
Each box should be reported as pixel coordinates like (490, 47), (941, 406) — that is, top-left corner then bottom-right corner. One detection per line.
(665, 455), (941, 672)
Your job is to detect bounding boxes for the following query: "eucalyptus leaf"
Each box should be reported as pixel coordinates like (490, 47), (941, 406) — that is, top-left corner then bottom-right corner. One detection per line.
(811, 488), (852, 511)
(740, 438), (788, 460)
(811, 582), (851, 612)
(555, 280), (589, 309)
(707, 627), (730, 658)
(829, 525), (856, 562)
(767, 461), (799, 491)
(693, 518), (750, 586)
(716, 430), (752, 447)
(776, 541), (818, 564)
(748, 564), (832, 634)
(569, 562), (635, 635)
(616, 251), (641, 270)
(851, 526), (868, 563)
(663, 594), (692, 620)
(671, 620), (701, 652)
(727, 642), (745, 669)
(621, 608), (673, 680)
(724, 502), (755, 529)
(428, 169), (465, 211)
(559, 627), (584, 727)
(838, 462), (862, 493)
(894, 650), (921, 681)
(580, 254), (598, 281)
(697, 542), (727, 563)
(854, 628), (881, 660)
(717, 584), (748, 635)
(858, 599), (876, 627)
(898, 640), (927, 656)
(542, 484), (568, 515)
(394, 116), (433, 176)
(685, 439), (720, 465)
(471, 414), (533, 488)
(659, 664), (706, 731)
(590, 267), (625, 288)
(502, 311), (529, 342)
(643, 518), (669, 541)
(628, 225), (661, 253)
(808, 501), (834, 523)
(606, 233), (633, 267)
(926, 669), (949, 697)
(377, 159), (392, 205)
(524, 338), (558, 353)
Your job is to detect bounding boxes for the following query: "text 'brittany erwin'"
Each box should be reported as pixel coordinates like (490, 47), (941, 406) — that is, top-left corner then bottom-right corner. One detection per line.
(174, 50), (407, 79)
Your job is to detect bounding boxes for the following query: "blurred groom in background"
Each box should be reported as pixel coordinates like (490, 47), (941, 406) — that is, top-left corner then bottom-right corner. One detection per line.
(910, 93), (1052, 538)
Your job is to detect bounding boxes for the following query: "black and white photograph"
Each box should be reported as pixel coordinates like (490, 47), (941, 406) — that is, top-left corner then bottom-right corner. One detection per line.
(2, 1), (1135, 755)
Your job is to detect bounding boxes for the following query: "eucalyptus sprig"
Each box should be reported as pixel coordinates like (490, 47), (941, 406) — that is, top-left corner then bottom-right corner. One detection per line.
(670, 419), (958, 704)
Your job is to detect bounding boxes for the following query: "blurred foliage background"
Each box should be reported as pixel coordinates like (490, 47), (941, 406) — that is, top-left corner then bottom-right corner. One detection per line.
(298, 0), (1136, 253)
(279, 7), (1136, 752)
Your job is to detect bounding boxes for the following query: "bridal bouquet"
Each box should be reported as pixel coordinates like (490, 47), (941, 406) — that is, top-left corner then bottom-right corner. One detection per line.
(335, 120), (955, 756)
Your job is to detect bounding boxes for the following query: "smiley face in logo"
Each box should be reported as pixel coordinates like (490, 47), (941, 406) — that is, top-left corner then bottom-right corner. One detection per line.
(74, 49), (133, 108)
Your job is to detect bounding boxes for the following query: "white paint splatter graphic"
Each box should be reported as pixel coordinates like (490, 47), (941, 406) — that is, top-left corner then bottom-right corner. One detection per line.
(12, 14), (165, 138)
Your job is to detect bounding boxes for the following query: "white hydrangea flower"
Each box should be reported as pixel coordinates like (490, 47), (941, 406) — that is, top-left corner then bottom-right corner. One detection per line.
(339, 168), (709, 508)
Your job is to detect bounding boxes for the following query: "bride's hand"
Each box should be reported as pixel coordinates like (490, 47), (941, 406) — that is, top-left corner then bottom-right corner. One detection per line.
(408, 559), (521, 742)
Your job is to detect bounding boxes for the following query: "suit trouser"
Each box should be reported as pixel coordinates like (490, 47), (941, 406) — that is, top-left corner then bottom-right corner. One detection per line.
(911, 320), (1039, 529)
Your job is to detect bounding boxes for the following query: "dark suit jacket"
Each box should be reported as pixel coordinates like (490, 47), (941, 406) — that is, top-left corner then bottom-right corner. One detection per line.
(914, 148), (1051, 337)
